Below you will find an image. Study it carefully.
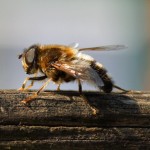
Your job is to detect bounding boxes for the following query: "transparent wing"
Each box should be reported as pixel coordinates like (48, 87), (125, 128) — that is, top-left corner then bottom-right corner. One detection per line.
(79, 45), (127, 51)
(51, 60), (104, 87)
(68, 43), (79, 49)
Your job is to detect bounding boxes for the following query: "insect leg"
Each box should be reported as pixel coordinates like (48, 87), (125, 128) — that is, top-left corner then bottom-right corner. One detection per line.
(113, 85), (130, 93)
(57, 84), (61, 91)
(78, 79), (98, 115)
(78, 79), (82, 94)
(21, 78), (51, 104)
(24, 80), (34, 91)
(18, 77), (31, 91)
(18, 72), (37, 91)
(25, 75), (47, 90)
(18, 75), (47, 91)
(52, 62), (98, 114)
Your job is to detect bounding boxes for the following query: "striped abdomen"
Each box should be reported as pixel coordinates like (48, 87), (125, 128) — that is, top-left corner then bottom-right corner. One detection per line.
(91, 61), (114, 93)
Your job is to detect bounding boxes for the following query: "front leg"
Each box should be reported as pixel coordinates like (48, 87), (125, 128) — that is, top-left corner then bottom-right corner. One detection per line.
(18, 75), (47, 91)
(18, 77), (31, 91)
(21, 78), (51, 104)
(18, 72), (38, 91)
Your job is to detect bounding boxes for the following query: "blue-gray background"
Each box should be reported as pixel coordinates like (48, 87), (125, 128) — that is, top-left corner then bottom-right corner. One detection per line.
(0, 0), (149, 91)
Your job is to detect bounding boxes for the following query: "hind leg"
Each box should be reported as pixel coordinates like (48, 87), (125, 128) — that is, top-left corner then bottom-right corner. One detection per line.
(113, 85), (132, 93)
(78, 79), (98, 115)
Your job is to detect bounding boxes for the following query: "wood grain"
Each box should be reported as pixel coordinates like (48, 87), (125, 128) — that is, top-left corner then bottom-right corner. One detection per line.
(0, 90), (150, 149)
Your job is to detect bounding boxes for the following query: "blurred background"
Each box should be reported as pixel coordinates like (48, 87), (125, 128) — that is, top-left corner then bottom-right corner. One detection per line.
(0, 0), (149, 91)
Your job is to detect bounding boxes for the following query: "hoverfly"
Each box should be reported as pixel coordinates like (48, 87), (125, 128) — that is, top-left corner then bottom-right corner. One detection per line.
(18, 43), (128, 113)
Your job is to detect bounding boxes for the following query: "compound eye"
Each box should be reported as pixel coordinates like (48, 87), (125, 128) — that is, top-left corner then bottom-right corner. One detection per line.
(25, 48), (35, 64)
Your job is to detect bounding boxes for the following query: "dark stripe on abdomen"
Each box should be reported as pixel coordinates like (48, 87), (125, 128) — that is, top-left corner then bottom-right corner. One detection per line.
(90, 61), (113, 93)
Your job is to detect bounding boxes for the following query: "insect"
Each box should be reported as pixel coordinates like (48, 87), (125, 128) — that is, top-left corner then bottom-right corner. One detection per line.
(18, 43), (128, 113)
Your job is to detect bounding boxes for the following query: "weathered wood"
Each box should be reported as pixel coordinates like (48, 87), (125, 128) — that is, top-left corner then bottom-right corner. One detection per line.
(0, 90), (150, 149)
(0, 90), (149, 127)
(0, 126), (149, 150)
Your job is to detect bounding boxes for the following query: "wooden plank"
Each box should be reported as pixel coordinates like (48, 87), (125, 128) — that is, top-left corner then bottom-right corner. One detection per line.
(0, 126), (149, 149)
(0, 90), (149, 127)
(0, 90), (150, 149)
